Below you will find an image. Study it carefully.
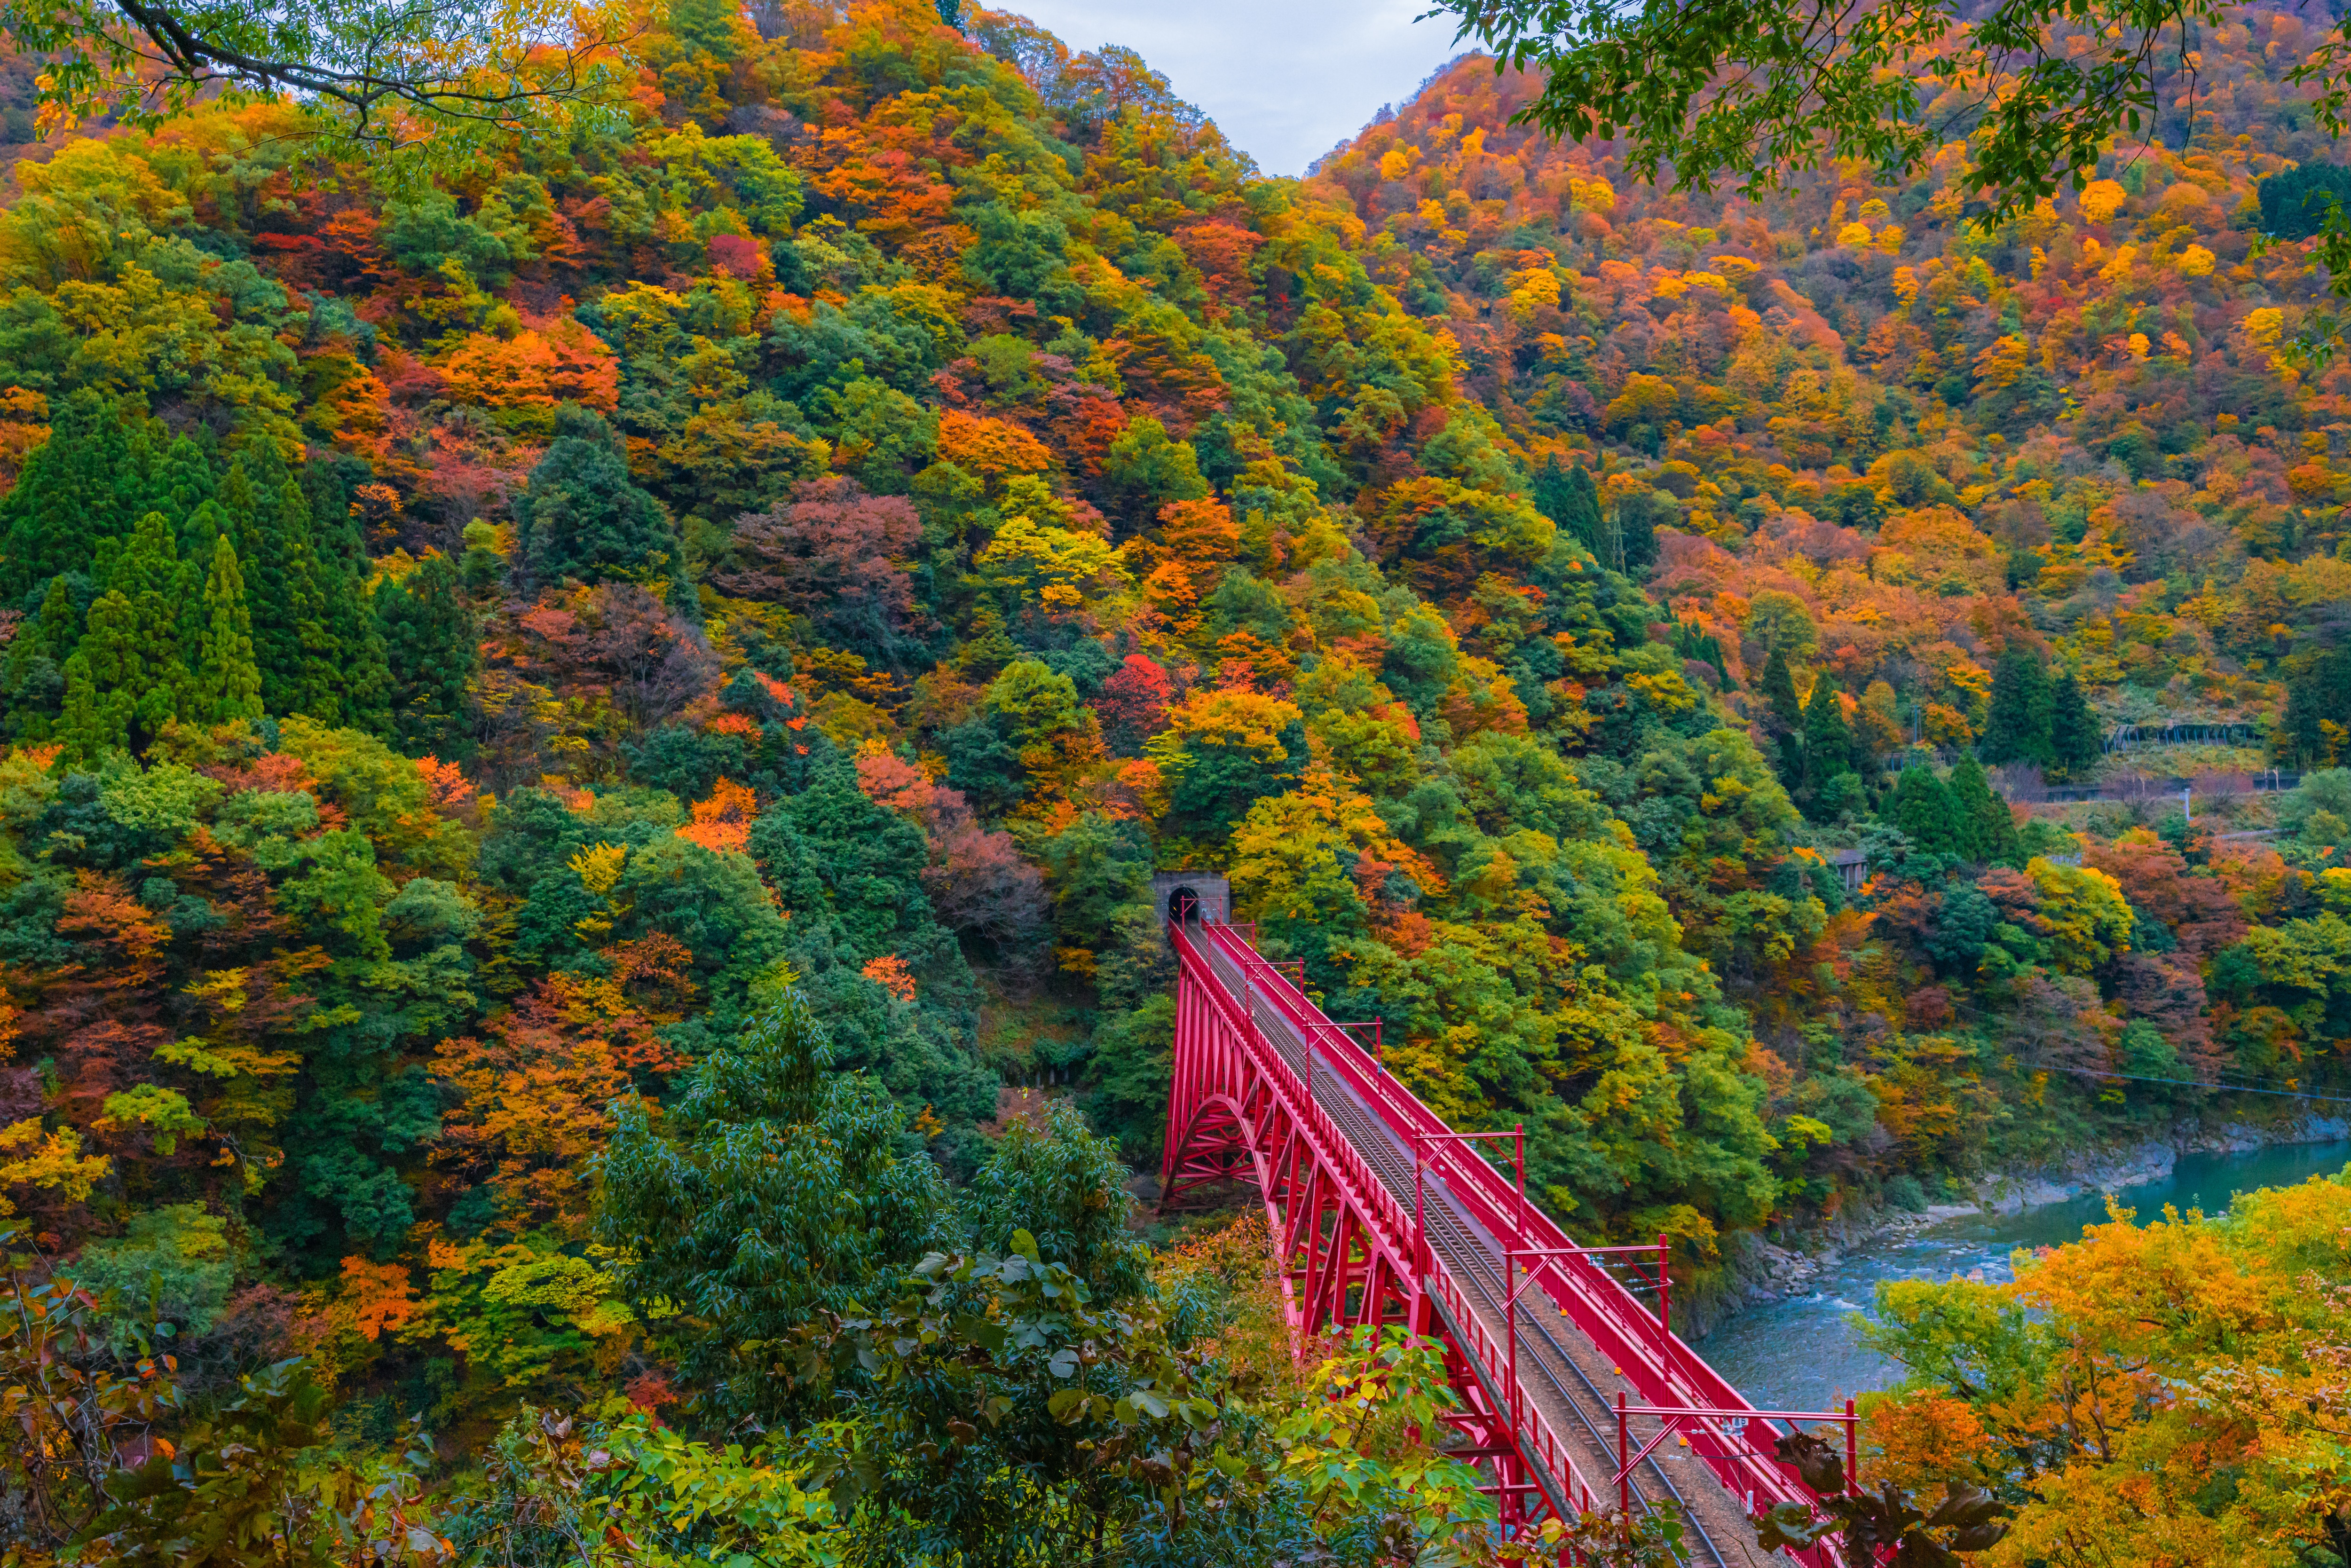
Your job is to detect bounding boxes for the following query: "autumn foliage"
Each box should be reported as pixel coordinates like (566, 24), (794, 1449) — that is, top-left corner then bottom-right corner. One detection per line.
(0, 0), (2344, 1532)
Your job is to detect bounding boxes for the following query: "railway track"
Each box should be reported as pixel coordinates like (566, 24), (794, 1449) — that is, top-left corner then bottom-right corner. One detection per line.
(1194, 931), (1750, 1565)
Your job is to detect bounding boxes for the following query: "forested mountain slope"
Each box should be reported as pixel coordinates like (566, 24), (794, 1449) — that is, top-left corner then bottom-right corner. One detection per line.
(1314, 44), (2351, 749)
(0, 0), (2341, 1457)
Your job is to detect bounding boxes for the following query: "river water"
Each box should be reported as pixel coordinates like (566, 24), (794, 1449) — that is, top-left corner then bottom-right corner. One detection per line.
(1692, 1140), (2351, 1413)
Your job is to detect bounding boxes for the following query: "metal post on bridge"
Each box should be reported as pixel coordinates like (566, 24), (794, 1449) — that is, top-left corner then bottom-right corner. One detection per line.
(1413, 1126), (1527, 1234)
(1615, 1392), (1629, 1535)
(1567, 1237), (1676, 1337)
(1417, 1127), (1525, 1430)
(1333, 1017), (1385, 1064)
(1505, 1244), (1608, 1434)
(1410, 1134), (1425, 1331)
(1415, 1125), (1527, 1240)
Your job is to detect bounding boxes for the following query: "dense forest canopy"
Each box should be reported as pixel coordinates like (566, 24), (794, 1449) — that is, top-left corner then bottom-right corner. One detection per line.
(0, 0), (2345, 1559)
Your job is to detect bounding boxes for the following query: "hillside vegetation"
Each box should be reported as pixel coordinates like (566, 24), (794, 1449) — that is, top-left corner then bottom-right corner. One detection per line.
(0, 0), (2344, 1557)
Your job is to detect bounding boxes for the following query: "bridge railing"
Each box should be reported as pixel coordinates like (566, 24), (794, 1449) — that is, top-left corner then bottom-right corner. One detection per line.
(1176, 923), (1602, 1520)
(1195, 922), (1823, 1524)
(1427, 1253), (1602, 1518)
(1167, 924), (1416, 1306)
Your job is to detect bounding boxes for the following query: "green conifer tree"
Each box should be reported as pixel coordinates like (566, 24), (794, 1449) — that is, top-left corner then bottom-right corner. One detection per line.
(1532, 456), (1605, 556)
(191, 535), (264, 725)
(277, 474), (343, 724)
(0, 393), (137, 599)
(303, 459), (393, 733)
(219, 461), (275, 701)
(56, 653), (127, 760)
(106, 512), (189, 737)
(217, 460), (279, 690)
(220, 452), (331, 719)
(2279, 646), (2351, 767)
(1674, 619), (1731, 686)
(1980, 645), (2054, 766)
(1949, 755), (2021, 866)
(1612, 489), (1662, 574)
(1564, 465), (1603, 554)
(376, 552), (476, 755)
(59, 594), (143, 759)
(1944, 755), (1992, 861)
(1531, 452), (1573, 528)
(1802, 672), (1853, 793)
(0, 575), (76, 740)
(167, 497), (235, 668)
(154, 434), (216, 536)
(115, 419), (160, 533)
(80, 591), (144, 699)
(181, 496), (233, 557)
(514, 411), (677, 586)
(32, 573), (76, 654)
(1761, 644), (1802, 728)
(1757, 644), (1805, 790)
(1892, 763), (1965, 856)
(2048, 670), (2102, 782)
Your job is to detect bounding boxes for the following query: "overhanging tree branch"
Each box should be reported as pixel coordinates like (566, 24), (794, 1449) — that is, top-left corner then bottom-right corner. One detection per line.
(1, 0), (641, 157)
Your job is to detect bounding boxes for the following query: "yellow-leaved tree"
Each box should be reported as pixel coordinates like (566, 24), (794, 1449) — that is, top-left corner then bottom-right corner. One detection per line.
(1862, 1170), (2351, 1566)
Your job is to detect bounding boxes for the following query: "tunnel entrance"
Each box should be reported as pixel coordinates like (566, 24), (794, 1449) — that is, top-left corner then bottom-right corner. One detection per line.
(1150, 870), (1228, 927)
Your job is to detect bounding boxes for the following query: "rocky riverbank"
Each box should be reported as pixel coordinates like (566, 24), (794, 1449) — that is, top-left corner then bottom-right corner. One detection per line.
(1676, 1113), (2351, 1341)
(1969, 1112), (2349, 1213)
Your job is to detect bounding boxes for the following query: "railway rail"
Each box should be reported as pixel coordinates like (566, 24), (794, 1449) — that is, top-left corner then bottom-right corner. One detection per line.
(1162, 914), (1859, 1562)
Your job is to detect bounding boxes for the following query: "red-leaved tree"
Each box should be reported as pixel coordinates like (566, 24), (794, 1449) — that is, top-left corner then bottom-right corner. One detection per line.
(718, 477), (922, 645)
(852, 749), (1046, 954)
(1093, 654), (1172, 755)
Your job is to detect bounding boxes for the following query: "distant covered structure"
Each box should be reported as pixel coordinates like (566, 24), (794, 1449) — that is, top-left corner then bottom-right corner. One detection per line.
(1152, 870), (1230, 926)
(1829, 848), (1868, 894)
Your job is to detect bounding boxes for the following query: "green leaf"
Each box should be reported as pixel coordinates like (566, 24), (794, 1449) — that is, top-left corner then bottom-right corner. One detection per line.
(1755, 1500), (1834, 1550)
(953, 1314), (1008, 1355)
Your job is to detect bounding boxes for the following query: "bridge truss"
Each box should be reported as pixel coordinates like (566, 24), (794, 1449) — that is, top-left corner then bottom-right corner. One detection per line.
(1160, 916), (1854, 1564)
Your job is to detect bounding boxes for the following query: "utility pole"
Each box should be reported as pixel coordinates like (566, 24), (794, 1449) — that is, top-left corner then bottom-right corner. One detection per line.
(2183, 786), (2192, 825)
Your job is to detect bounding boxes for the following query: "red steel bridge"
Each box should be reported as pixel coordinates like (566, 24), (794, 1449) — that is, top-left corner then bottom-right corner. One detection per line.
(1158, 900), (1856, 1565)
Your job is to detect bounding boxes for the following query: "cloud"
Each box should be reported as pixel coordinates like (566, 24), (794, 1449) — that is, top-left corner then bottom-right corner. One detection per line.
(992, 0), (1473, 177)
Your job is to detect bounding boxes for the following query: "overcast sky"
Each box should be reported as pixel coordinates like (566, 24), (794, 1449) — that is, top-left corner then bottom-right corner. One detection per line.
(1000, 0), (1474, 177)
